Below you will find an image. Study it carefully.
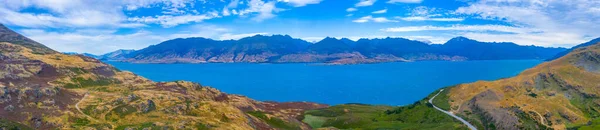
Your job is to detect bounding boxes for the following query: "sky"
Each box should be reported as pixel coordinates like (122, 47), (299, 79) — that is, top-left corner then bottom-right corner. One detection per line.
(1, 0), (599, 55)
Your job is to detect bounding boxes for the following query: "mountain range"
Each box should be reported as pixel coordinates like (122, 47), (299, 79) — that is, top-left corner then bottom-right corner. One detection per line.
(65, 49), (136, 61)
(93, 35), (567, 64)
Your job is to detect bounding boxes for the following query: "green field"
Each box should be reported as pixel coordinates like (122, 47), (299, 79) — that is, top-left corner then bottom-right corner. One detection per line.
(302, 92), (468, 130)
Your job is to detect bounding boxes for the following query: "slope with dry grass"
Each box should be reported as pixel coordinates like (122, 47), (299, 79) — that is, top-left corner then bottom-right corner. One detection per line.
(444, 42), (600, 130)
(0, 24), (326, 129)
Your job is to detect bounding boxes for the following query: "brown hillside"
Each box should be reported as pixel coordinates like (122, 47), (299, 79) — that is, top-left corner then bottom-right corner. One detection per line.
(446, 42), (600, 129)
(0, 25), (326, 129)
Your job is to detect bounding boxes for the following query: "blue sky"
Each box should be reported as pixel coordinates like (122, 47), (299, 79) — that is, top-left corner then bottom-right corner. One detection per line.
(1, 0), (599, 54)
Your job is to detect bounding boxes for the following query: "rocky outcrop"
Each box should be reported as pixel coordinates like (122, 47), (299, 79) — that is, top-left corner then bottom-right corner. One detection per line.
(466, 90), (521, 130)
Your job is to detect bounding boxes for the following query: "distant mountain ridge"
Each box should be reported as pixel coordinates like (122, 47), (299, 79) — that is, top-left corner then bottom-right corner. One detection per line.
(547, 37), (600, 61)
(102, 35), (566, 64)
(64, 49), (136, 61)
(98, 49), (136, 61)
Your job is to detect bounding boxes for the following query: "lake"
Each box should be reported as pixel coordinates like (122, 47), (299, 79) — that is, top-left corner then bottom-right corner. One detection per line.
(107, 60), (542, 106)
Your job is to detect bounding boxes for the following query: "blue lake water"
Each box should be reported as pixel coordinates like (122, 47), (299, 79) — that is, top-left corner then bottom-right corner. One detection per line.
(107, 60), (542, 106)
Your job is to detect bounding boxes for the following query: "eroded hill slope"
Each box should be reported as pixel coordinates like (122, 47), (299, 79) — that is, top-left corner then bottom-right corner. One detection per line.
(0, 26), (325, 129)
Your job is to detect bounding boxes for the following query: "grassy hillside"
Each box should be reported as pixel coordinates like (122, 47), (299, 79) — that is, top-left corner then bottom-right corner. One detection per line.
(301, 91), (469, 130)
(442, 42), (600, 129)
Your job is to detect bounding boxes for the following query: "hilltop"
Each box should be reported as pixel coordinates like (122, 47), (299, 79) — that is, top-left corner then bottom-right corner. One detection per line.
(0, 24), (56, 54)
(100, 35), (566, 64)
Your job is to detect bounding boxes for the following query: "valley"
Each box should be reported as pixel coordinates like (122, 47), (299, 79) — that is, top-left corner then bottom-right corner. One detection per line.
(1, 0), (598, 129)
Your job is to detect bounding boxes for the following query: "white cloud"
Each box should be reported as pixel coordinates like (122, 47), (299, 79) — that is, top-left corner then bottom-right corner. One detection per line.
(0, 0), (297, 28)
(353, 15), (398, 23)
(228, 0), (240, 8)
(0, 0), (208, 28)
(21, 30), (160, 55)
(278, 0), (323, 7)
(372, 9), (387, 14)
(0, 8), (59, 28)
(454, 0), (600, 47)
(398, 16), (464, 22)
(410, 6), (435, 16)
(346, 8), (358, 12)
(222, 8), (231, 16)
(122, 0), (195, 11)
(19, 24), (267, 54)
(355, 0), (376, 7)
(381, 25), (535, 33)
(239, 0), (283, 22)
(219, 32), (269, 40)
(353, 16), (371, 23)
(394, 6), (465, 22)
(128, 14), (219, 28)
(222, 0), (241, 17)
(0, 1), (144, 28)
(372, 17), (397, 23)
(387, 0), (422, 4)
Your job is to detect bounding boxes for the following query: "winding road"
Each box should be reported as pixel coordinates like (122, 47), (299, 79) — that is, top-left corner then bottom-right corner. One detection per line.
(75, 92), (116, 129)
(429, 89), (478, 130)
(75, 92), (98, 122)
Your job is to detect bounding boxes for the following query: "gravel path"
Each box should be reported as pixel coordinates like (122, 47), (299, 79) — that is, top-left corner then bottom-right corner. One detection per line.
(429, 89), (478, 130)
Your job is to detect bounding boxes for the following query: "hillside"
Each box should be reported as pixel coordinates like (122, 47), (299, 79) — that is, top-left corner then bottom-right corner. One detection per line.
(439, 41), (600, 129)
(0, 24), (327, 129)
(103, 36), (565, 64)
